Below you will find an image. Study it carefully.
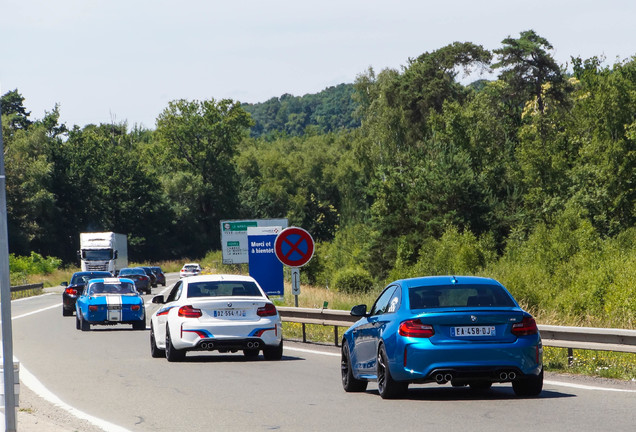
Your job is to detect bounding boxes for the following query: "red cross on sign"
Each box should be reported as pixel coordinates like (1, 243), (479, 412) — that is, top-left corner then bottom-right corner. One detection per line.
(274, 227), (315, 267)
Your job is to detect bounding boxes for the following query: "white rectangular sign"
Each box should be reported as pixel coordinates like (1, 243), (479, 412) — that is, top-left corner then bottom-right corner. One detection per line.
(220, 219), (288, 264)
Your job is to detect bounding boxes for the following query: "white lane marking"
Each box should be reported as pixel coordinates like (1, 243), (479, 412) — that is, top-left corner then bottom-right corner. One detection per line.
(544, 380), (636, 393)
(284, 346), (340, 357)
(19, 364), (132, 432)
(11, 292), (56, 303)
(286, 346), (636, 393)
(7, 303), (61, 320)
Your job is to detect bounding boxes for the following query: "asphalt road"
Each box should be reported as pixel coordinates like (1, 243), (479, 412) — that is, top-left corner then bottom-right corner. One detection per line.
(4, 275), (636, 431)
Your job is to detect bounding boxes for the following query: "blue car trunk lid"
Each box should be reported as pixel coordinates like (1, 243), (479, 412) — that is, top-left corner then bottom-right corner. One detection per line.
(417, 309), (525, 344)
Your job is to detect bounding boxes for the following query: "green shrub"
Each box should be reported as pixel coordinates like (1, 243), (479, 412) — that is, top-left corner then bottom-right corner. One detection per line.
(332, 267), (373, 294)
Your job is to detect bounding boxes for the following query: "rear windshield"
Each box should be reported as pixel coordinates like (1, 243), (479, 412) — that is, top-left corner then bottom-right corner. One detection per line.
(71, 273), (110, 285)
(120, 269), (143, 276)
(187, 281), (262, 298)
(409, 284), (516, 309)
(88, 282), (136, 295)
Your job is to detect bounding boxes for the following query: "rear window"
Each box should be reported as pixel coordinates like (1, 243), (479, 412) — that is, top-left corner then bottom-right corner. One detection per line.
(187, 281), (262, 298)
(88, 282), (136, 295)
(409, 284), (516, 309)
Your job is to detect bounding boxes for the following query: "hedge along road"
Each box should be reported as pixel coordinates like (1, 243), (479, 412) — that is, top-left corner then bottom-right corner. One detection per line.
(4, 280), (636, 432)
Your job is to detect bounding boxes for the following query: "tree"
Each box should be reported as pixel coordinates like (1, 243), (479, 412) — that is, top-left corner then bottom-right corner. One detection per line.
(1, 89), (32, 133)
(493, 30), (569, 114)
(156, 99), (253, 252)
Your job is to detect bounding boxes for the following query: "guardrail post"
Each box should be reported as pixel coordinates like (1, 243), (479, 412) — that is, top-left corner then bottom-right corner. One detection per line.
(567, 348), (574, 366)
(302, 323), (306, 343)
(334, 326), (339, 346)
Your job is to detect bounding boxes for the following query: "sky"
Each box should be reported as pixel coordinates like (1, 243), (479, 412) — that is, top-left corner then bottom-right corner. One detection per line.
(1, 0), (635, 130)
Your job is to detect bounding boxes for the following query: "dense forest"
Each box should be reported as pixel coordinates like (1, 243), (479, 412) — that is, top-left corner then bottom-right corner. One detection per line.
(2, 30), (635, 326)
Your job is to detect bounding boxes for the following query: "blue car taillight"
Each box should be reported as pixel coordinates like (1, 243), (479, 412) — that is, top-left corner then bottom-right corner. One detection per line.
(511, 316), (538, 336)
(399, 319), (434, 338)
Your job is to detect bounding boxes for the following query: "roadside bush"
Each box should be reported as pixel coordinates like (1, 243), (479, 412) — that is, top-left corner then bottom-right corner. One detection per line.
(9, 252), (62, 285)
(332, 267), (373, 294)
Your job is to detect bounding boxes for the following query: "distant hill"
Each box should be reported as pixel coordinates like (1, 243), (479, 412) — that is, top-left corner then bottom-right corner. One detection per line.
(241, 83), (360, 138)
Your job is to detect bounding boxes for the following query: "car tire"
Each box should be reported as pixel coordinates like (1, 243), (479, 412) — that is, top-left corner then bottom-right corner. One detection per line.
(165, 326), (185, 362)
(263, 341), (283, 361)
(133, 319), (146, 330)
(512, 368), (543, 397)
(75, 314), (81, 330)
(243, 349), (260, 360)
(377, 344), (407, 399)
(150, 324), (165, 358)
(80, 313), (90, 331)
(341, 342), (367, 392)
(63, 307), (73, 317)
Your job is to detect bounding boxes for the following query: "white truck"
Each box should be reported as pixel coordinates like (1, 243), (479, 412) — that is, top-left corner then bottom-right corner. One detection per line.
(79, 232), (128, 275)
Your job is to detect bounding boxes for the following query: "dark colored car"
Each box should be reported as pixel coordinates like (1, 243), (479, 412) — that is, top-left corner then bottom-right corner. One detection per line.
(150, 266), (166, 286)
(118, 267), (151, 294)
(61, 271), (112, 316)
(140, 266), (158, 288)
(341, 275), (543, 399)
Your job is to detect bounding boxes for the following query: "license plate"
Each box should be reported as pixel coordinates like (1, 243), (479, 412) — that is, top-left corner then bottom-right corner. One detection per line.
(213, 309), (246, 318)
(451, 326), (495, 337)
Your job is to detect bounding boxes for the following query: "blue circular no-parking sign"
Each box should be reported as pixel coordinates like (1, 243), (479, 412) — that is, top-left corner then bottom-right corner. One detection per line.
(274, 227), (314, 267)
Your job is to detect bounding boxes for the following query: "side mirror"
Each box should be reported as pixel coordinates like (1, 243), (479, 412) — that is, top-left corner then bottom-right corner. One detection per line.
(114, 250), (118, 259)
(61, 282), (68, 287)
(152, 295), (165, 304)
(350, 304), (368, 317)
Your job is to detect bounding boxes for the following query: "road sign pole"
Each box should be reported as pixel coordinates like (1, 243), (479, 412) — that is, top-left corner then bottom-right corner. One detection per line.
(0, 92), (18, 431)
(291, 268), (300, 307)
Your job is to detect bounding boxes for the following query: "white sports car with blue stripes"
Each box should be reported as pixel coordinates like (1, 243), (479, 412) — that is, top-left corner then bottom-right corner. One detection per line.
(75, 278), (146, 331)
(149, 274), (283, 362)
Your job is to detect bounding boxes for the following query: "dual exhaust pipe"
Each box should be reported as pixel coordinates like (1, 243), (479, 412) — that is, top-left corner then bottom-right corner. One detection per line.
(199, 341), (261, 350)
(435, 373), (453, 384)
(433, 370), (517, 384)
(499, 371), (516, 381)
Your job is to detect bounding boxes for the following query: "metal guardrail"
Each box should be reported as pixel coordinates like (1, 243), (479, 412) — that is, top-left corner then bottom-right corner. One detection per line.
(278, 307), (636, 355)
(10, 283), (43, 293)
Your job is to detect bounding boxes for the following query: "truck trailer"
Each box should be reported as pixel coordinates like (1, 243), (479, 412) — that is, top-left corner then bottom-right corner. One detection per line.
(79, 232), (128, 275)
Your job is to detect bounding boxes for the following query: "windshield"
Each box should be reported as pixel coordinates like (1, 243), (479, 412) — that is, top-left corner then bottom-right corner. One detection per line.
(187, 281), (262, 298)
(409, 284), (516, 309)
(83, 249), (113, 260)
(88, 281), (136, 295)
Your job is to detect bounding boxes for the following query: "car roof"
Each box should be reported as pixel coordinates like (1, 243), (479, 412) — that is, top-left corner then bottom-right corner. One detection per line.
(72, 271), (111, 276)
(182, 274), (256, 283)
(398, 275), (501, 288)
(87, 277), (134, 284)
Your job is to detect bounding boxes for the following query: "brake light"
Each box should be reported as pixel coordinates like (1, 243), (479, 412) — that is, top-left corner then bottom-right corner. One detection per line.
(257, 303), (277, 317)
(398, 319), (434, 338)
(140, 276), (148, 281)
(89, 305), (98, 312)
(512, 316), (538, 336)
(178, 305), (202, 318)
(65, 287), (78, 296)
(131, 305), (140, 311)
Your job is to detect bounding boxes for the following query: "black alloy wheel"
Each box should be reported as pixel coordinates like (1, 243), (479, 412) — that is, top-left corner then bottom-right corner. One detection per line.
(377, 345), (407, 399)
(341, 342), (367, 392)
(512, 368), (544, 397)
(150, 323), (165, 358)
(263, 341), (283, 360)
(165, 326), (185, 362)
